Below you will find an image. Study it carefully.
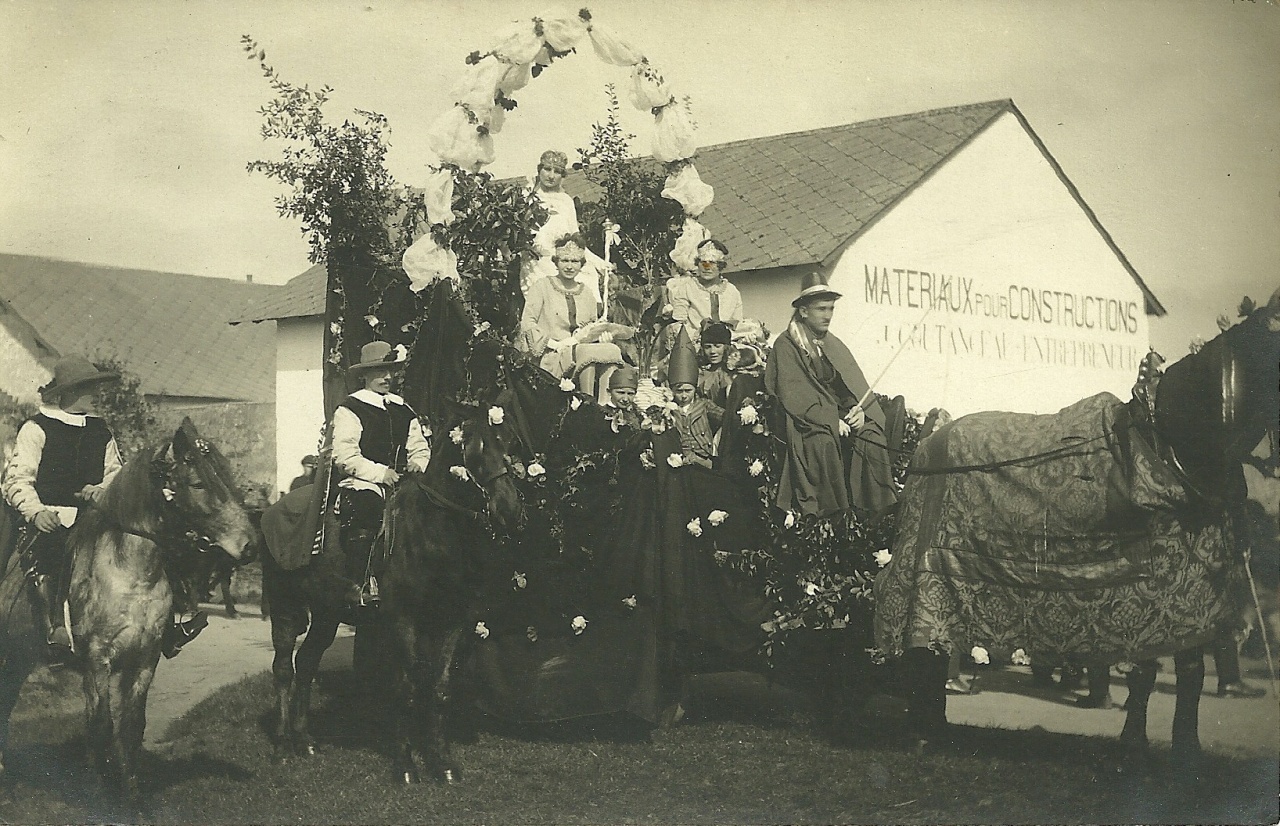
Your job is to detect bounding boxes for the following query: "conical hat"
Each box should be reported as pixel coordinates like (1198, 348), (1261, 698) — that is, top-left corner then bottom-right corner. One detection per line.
(667, 326), (700, 387)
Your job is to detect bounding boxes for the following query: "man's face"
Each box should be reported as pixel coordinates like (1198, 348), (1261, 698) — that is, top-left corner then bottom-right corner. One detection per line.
(537, 163), (565, 191)
(609, 386), (637, 408)
(798, 299), (837, 336)
(363, 367), (394, 395)
(702, 342), (726, 365)
(553, 244), (586, 281)
(672, 384), (696, 405)
(62, 389), (99, 415)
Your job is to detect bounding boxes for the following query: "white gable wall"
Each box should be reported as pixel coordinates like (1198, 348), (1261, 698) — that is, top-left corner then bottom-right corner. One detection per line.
(829, 111), (1149, 416)
(0, 320), (52, 404)
(275, 316), (325, 495)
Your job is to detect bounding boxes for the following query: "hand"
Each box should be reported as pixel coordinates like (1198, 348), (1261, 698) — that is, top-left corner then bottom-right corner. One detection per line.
(382, 469), (401, 486)
(837, 419), (852, 438)
(77, 484), (106, 504)
(598, 331), (614, 344)
(547, 338), (569, 353)
(33, 510), (61, 533)
(844, 405), (867, 431)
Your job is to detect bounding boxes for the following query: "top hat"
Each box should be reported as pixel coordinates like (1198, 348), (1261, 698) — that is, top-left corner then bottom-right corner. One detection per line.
(608, 365), (639, 390)
(791, 270), (842, 308)
(667, 327), (700, 387)
(38, 355), (118, 400)
(348, 341), (406, 373)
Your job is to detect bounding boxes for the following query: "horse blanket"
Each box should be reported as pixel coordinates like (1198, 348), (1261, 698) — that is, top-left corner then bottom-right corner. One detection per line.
(874, 392), (1248, 663)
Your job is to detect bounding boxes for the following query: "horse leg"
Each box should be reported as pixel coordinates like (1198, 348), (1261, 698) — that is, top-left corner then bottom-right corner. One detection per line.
(81, 656), (117, 790)
(1171, 647), (1205, 766)
(269, 608), (304, 761)
(390, 615), (421, 784)
(117, 661), (158, 807)
(220, 572), (237, 619)
(904, 647), (949, 747)
(1120, 658), (1158, 754)
(291, 611), (340, 757)
(423, 626), (464, 783)
(0, 656), (35, 798)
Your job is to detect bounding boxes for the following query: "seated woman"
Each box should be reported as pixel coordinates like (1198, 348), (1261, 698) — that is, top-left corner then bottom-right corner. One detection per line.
(518, 233), (624, 384)
(520, 149), (608, 297)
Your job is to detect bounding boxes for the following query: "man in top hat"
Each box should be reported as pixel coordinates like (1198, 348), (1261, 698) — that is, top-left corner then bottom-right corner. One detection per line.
(696, 321), (735, 409)
(332, 340), (431, 605)
(667, 240), (743, 333)
(668, 327), (723, 469)
(3, 356), (205, 657)
(765, 272), (897, 518)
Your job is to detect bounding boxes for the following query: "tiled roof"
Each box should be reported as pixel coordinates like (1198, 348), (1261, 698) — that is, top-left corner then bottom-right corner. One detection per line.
(0, 254), (280, 401)
(234, 262), (326, 323)
(242, 99), (1161, 320)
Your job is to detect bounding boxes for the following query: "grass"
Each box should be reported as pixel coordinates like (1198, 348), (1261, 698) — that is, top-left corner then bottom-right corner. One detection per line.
(0, 665), (1275, 825)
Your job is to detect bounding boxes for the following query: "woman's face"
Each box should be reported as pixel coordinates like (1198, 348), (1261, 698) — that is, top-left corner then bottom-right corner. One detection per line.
(702, 342), (727, 365)
(553, 244), (586, 282)
(537, 163), (565, 191)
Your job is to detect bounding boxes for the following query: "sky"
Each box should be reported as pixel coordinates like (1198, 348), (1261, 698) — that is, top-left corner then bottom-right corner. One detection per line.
(2, 0), (1277, 357)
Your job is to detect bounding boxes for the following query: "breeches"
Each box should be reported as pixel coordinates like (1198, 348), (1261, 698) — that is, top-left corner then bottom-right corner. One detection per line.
(336, 489), (387, 581)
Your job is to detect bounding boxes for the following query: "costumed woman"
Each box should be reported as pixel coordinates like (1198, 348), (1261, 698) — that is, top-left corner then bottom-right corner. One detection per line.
(520, 149), (610, 297)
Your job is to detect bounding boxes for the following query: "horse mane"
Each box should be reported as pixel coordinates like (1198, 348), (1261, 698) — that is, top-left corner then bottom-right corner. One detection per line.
(92, 445), (165, 537)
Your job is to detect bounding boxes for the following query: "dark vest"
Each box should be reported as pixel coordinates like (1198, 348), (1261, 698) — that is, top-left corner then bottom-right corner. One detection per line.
(338, 396), (416, 473)
(30, 414), (114, 507)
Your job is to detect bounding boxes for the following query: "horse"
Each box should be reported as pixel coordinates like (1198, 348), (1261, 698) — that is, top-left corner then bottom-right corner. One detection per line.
(382, 411), (524, 784)
(0, 418), (256, 804)
(874, 294), (1280, 764)
(260, 411), (520, 766)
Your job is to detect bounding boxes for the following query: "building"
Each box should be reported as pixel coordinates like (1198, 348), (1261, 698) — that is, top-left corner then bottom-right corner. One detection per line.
(0, 253), (281, 490)
(241, 99), (1162, 488)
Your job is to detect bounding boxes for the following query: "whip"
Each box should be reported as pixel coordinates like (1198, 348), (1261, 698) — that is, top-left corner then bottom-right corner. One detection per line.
(857, 305), (934, 410)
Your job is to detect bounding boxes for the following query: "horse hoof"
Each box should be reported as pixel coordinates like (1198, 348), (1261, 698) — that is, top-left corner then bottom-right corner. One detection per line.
(295, 741), (317, 757)
(398, 770), (420, 785)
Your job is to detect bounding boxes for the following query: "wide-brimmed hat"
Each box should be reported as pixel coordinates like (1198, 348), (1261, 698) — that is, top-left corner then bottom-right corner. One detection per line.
(348, 341), (406, 373)
(38, 355), (118, 400)
(791, 270), (842, 308)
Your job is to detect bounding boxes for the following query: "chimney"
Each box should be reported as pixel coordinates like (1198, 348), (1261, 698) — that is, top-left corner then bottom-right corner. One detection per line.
(246, 274), (254, 283)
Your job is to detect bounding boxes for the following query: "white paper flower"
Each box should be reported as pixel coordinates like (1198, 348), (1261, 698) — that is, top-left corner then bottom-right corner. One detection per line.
(653, 102), (698, 163)
(622, 595), (638, 609)
(526, 625), (538, 642)
(707, 509), (728, 526)
(802, 580), (821, 597)
(1011, 648), (1031, 666)
(971, 645), (990, 666)
(488, 406), (505, 425)
(738, 405), (758, 425)
(423, 167), (456, 226)
(686, 517), (703, 537)
(747, 459), (765, 478)
(474, 621), (490, 639)
(751, 423), (765, 435)
(713, 550), (730, 564)
(588, 23), (644, 66)
(784, 511), (797, 529)
(571, 615), (589, 635)
(450, 465), (471, 481)
(667, 453), (684, 468)
(873, 549), (893, 568)
(661, 163), (714, 218)
(628, 61), (671, 110)
(365, 314), (380, 329)
(559, 377), (576, 391)
(542, 14), (588, 51)
(640, 449), (656, 469)
(330, 321), (342, 334)
(512, 571), (527, 589)
(527, 462), (545, 477)
(403, 233), (461, 291)
(450, 426), (465, 445)
(570, 396), (582, 411)
(487, 19), (543, 64)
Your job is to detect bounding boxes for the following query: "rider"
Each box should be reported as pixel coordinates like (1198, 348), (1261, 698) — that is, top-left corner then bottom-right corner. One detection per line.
(332, 340), (431, 607)
(1, 356), (208, 658)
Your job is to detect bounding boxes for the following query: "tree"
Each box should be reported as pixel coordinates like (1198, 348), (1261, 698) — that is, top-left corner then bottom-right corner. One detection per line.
(92, 357), (159, 461)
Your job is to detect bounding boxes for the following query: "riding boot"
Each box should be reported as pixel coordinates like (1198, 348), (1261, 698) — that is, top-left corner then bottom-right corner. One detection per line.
(343, 529), (380, 609)
(162, 611), (209, 659)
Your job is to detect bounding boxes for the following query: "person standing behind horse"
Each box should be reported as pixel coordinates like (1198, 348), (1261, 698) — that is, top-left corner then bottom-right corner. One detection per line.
(765, 272), (897, 518)
(332, 341), (431, 606)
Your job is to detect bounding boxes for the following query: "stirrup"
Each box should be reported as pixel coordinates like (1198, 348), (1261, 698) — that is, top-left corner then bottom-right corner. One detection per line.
(163, 611), (209, 659)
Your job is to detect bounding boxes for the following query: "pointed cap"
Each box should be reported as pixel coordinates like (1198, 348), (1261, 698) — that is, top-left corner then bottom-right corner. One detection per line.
(667, 326), (700, 387)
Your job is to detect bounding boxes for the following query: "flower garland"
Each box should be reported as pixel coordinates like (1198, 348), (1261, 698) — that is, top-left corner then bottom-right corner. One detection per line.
(405, 7), (715, 291)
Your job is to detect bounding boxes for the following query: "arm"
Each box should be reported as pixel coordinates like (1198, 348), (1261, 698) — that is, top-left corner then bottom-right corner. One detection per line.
(668, 279), (693, 325)
(405, 418), (432, 472)
(2, 421), (47, 520)
(77, 435), (123, 504)
(332, 406), (391, 484)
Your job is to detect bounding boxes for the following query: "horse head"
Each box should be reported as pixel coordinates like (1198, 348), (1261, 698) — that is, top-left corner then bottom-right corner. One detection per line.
(1155, 289), (1280, 497)
(458, 413), (525, 533)
(155, 418), (258, 561)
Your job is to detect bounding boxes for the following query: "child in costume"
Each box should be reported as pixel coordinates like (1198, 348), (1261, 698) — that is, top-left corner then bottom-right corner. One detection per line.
(667, 328), (722, 469)
(696, 321), (734, 409)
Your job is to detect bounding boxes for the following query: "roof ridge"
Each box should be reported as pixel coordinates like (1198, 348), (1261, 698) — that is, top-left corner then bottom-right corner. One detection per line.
(694, 99), (1012, 155)
(0, 251), (281, 289)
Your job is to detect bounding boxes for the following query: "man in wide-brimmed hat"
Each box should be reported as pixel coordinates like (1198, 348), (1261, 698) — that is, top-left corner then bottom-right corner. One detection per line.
(764, 271), (897, 518)
(332, 340), (431, 606)
(3, 356), (125, 654)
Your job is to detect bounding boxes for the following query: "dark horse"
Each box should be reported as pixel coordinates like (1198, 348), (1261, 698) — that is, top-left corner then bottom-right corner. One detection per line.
(260, 412), (520, 764)
(382, 411), (524, 784)
(0, 419), (256, 803)
(874, 293), (1280, 763)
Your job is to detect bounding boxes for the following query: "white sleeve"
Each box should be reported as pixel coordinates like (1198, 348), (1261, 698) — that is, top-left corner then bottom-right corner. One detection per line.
(2, 421), (47, 521)
(406, 418), (432, 472)
(101, 437), (123, 486)
(332, 406), (389, 484)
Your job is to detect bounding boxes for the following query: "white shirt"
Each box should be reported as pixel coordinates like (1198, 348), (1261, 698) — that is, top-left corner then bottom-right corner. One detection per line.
(2, 405), (123, 525)
(331, 389), (431, 495)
